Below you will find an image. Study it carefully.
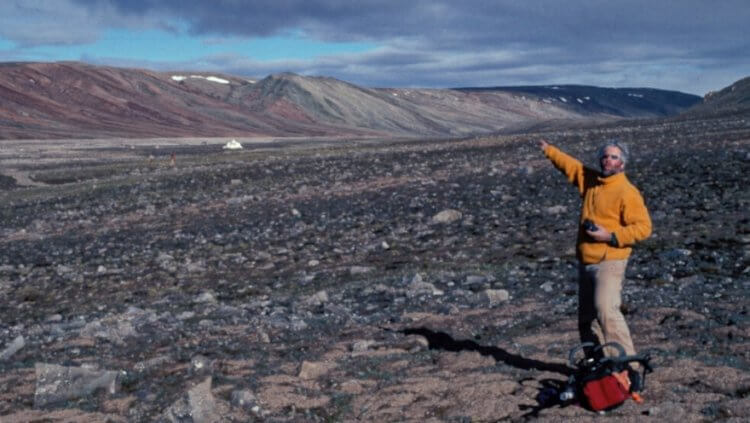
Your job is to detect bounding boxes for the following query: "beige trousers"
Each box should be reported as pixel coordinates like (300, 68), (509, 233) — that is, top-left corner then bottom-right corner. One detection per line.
(578, 259), (636, 359)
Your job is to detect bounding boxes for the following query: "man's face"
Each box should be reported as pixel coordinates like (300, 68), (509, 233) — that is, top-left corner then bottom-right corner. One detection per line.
(600, 146), (625, 176)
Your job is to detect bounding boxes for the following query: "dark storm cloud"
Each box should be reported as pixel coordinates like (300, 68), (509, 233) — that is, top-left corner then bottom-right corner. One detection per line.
(8, 0), (750, 93)
(71, 0), (748, 51)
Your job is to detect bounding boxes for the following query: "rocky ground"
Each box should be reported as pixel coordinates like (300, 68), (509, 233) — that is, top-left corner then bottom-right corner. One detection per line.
(0, 112), (749, 422)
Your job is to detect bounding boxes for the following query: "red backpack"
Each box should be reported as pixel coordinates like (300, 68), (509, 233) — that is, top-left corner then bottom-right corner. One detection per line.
(558, 342), (653, 412)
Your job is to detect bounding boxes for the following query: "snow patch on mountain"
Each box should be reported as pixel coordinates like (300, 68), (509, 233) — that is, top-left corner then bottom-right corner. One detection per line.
(171, 75), (230, 84)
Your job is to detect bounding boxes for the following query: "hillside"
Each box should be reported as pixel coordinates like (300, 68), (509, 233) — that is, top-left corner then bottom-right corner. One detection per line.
(692, 76), (750, 115)
(0, 62), (702, 140)
(459, 84), (701, 117)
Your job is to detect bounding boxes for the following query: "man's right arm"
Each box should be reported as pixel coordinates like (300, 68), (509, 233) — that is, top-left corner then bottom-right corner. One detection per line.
(539, 139), (585, 194)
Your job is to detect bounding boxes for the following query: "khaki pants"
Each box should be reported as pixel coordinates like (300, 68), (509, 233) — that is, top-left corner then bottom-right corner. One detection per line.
(578, 259), (636, 359)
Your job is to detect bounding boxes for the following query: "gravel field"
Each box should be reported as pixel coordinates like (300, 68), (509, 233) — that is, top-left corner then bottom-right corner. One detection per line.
(1, 113), (749, 421)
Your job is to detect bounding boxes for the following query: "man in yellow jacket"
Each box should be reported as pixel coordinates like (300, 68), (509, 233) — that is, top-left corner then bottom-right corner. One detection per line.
(539, 139), (652, 388)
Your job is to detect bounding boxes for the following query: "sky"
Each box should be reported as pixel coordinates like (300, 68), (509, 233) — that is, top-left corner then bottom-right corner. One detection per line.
(1, 1), (748, 95)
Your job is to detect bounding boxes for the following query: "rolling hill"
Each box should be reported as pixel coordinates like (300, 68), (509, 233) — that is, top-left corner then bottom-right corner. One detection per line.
(690, 76), (750, 115)
(0, 62), (705, 140)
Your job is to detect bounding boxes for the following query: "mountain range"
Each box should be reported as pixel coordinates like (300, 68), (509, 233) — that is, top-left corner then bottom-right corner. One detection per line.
(0, 61), (743, 140)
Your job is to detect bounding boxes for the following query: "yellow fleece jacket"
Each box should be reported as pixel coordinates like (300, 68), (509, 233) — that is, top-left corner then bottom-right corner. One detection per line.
(544, 145), (652, 264)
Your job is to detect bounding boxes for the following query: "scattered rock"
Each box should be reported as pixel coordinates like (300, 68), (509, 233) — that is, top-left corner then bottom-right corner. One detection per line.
(298, 360), (337, 380)
(478, 289), (510, 306)
(34, 363), (120, 407)
(162, 377), (226, 423)
(134, 355), (173, 373)
(230, 389), (258, 410)
(304, 290), (329, 307)
(350, 266), (373, 275)
(80, 317), (137, 346)
(545, 205), (567, 215)
(194, 291), (217, 304)
(0, 335), (25, 361)
(351, 339), (378, 353)
(432, 209), (463, 224)
(465, 274), (488, 284)
(191, 355), (212, 376)
(1, 117), (748, 421)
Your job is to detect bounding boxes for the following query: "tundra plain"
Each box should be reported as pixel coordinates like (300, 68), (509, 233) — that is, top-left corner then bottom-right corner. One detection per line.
(1, 111), (749, 421)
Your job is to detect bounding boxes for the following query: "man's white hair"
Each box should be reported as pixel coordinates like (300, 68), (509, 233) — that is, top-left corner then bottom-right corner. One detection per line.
(597, 140), (630, 165)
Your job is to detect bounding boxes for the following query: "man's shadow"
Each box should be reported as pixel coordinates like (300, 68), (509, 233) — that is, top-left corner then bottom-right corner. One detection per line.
(400, 327), (574, 418)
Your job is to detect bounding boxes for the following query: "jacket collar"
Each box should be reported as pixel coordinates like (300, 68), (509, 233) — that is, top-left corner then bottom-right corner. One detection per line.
(598, 171), (627, 185)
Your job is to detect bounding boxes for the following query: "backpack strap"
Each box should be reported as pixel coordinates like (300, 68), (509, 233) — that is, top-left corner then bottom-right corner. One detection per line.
(568, 342), (627, 368)
(567, 342), (597, 367)
(607, 352), (654, 372)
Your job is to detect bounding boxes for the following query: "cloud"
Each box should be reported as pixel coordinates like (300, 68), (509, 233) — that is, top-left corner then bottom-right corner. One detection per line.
(3, 0), (749, 94)
(0, 0), (168, 47)
(69, 0), (748, 49)
(0, 0), (100, 47)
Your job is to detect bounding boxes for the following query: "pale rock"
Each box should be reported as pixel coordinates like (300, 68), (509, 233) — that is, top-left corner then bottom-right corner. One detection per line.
(185, 260), (207, 273)
(351, 339), (377, 353)
(258, 330), (271, 343)
(432, 209), (463, 224)
(34, 363), (120, 407)
(302, 273), (316, 283)
(195, 291), (218, 304)
(396, 334), (430, 352)
(231, 389), (258, 410)
(339, 380), (365, 394)
(350, 266), (373, 275)
(56, 265), (73, 275)
(298, 360), (337, 380)
(465, 275), (487, 285)
(0, 335), (25, 361)
(156, 252), (175, 263)
(46, 314), (63, 322)
(134, 355), (173, 373)
(407, 280), (443, 297)
(177, 311), (196, 320)
(80, 317), (136, 346)
(289, 316), (309, 331)
(305, 290), (329, 307)
(163, 377), (224, 423)
(545, 205), (567, 215)
(480, 289), (510, 306)
(191, 355), (212, 375)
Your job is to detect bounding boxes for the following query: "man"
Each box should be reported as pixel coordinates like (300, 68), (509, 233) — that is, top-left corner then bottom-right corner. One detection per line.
(539, 139), (652, 389)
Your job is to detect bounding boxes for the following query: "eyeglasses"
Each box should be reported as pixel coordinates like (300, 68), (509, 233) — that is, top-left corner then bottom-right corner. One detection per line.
(600, 154), (620, 161)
